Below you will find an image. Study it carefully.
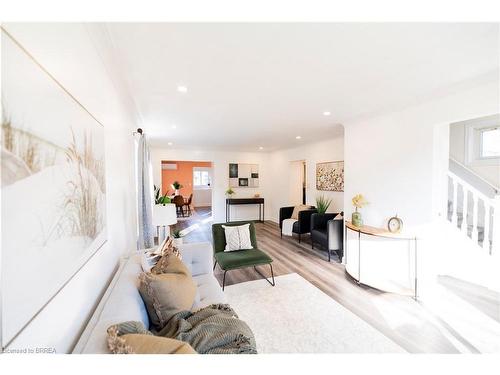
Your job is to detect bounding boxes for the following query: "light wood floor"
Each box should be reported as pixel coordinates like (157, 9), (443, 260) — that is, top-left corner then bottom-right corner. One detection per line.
(175, 209), (489, 353)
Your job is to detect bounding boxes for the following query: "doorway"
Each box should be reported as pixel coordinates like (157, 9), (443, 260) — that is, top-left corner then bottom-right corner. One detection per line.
(161, 160), (213, 219)
(289, 160), (307, 205)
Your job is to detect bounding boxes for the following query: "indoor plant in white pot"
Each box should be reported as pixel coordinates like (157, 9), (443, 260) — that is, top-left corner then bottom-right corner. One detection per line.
(315, 195), (332, 215)
(171, 181), (183, 196)
(225, 187), (235, 198)
(172, 229), (184, 246)
(153, 185), (176, 242)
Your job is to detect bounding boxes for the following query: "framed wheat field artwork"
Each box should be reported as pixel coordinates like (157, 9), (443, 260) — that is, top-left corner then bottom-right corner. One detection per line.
(1, 29), (107, 347)
(316, 161), (344, 192)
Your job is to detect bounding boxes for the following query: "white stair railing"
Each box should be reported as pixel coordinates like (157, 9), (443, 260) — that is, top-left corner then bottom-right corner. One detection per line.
(447, 170), (500, 255)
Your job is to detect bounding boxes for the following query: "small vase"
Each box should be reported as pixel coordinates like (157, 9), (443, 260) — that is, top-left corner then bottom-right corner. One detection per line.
(352, 211), (363, 227)
(173, 237), (183, 247)
(175, 189), (179, 196)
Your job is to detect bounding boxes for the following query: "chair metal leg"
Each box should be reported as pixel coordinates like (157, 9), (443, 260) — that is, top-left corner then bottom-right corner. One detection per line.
(328, 249), (331, 262)
(222, 270), (227, 291)
(311, 239), (314, 249)
(253, 264), (275, 287)
(213, 260), (217, 271)
(298, 233), (301, 243)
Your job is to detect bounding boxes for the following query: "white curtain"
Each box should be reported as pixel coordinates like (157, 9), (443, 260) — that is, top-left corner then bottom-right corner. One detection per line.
(136, 133), (154, 249)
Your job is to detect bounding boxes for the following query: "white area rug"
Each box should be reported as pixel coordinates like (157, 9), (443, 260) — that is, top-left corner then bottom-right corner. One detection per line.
(224, 273), (406, 353)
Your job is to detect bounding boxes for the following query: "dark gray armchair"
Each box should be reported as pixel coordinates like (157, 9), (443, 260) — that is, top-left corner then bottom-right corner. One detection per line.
(279, 206), (317, 243)
(310, 212), (344, 262)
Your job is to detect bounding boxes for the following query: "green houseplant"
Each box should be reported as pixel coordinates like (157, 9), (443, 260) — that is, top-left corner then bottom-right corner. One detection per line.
(315, 195), (332, 215)
(171, 181), (183, 195)
(154, 185), (171, 205)
(172, 229), (183, 246)
(351, 194), (368, 227)
(225, 187), (235, 198)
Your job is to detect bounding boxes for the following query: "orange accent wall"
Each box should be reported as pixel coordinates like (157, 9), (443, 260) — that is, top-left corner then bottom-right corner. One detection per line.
(161, 160), (212, 197)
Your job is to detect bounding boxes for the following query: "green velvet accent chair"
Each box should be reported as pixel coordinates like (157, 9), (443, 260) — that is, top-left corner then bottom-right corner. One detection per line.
(212, 221), (275, 291)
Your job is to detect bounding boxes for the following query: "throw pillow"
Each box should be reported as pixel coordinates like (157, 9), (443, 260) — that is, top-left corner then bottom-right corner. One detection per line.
(157, 236), (174, 255)
(107, 327), (196, 354)
(140, 251), (161, 273)
(291, 205), (311, 220)
(150, 236), (182, 274)
(222, 224), (253, 252)
(138, 257), (197, 330)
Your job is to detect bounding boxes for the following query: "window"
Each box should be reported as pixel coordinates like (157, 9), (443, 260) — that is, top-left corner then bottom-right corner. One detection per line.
(193, 170), (210, 187)
(463, 115), (500, 166)
(480, 127), (500, 158)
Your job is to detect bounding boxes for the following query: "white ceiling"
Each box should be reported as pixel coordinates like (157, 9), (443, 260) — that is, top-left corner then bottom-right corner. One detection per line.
(103, 23), (499, 151)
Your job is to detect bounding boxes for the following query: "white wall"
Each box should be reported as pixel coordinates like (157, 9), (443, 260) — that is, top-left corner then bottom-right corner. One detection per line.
(266, 136), (345, 222)
(151, 148), (269, 223)
(2, 24), (137, 353)
(344, 80), (499, 230)
(343, 79), (499, 296)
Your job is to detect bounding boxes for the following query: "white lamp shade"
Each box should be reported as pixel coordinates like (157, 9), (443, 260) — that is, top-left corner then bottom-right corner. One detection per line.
(153, 203), (177, 226)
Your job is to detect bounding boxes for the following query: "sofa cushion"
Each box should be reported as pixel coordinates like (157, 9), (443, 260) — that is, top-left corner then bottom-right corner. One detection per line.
(138, 257), (197, 330)
(215, 249), (272, 270)
(192, 274), (227, 310)
(107, 327), (196, 354)
(74, 256), (151, 354)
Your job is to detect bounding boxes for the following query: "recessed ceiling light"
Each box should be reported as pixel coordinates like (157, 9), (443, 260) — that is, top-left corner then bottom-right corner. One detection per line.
(171, 124), (177, 129)
(295, 136), (302, 140)
(167, 142), (173, 146)
(177, 85), (188, 93)
(323, 111), (331, 116)
(259, 146), (264, 150)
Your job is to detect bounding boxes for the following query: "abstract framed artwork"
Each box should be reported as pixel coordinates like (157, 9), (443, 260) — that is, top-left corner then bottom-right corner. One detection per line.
(228, 163), (259, 188)
(316, 161), (344, 192)
(1, 29), (107, 347)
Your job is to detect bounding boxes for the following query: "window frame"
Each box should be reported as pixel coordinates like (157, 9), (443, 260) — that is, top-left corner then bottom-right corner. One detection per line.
(464, 115), (500, 167)
(193, 168), (211, 189)
(478, 126), (500, 160)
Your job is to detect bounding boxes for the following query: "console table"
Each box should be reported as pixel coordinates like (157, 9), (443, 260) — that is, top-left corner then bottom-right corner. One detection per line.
(344, 221), (418, 300)
(226, 198), (265, 223)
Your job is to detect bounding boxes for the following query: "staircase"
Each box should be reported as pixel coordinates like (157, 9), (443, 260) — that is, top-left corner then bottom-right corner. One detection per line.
(447, 163), (500, 255)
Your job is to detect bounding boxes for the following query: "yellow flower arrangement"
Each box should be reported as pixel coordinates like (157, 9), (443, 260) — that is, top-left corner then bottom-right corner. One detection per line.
(352, 194), (368, 210)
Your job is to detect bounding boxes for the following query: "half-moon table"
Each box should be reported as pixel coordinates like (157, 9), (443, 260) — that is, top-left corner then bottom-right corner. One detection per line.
(344, 221), (418, 300)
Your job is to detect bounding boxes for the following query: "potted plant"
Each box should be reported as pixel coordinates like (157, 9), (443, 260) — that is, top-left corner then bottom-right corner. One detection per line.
(152, 185), (176, 242)
(351, 194), (368, 227)
(154, 185), (171, 205)
(171, 181), (183, 196)
(172, 229), (183, 246)
(315, 195), (332, 215)
(225, 187), (235, 198)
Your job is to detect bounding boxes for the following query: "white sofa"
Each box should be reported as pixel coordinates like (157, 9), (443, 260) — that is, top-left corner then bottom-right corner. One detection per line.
(73, 242), (226, 354)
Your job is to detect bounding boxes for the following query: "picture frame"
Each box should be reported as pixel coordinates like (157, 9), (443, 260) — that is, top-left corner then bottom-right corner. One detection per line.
(316, 161), (344, 192)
